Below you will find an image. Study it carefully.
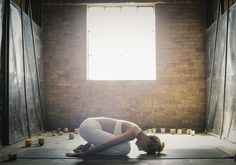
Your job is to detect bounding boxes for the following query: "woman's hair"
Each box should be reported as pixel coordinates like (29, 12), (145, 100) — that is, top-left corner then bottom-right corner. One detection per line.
(145, 135), (165, 155)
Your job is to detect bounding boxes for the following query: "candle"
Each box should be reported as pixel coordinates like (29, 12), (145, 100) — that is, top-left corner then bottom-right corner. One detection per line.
(63, 128), (69, 132)
(177, 129), (182, 134)
(38, 137), (44, 146)
(170, 129), (176, 134)
(69, 133), (75, 139)
(148, 129), (152, 133)
(52, 130), (56, 136)
(187, 129), (192, 135)
(58, 131), (63, 136)
(152, 128), (156, 133)
(161, 128), (165, 133)
(74, 128), (80, 134)
(57, 128), (61, 133)
(25, 139), (32, 147)
(190, 130), (195, 136)
(182, 128), (187, 134)
(8, 153), (17, 161)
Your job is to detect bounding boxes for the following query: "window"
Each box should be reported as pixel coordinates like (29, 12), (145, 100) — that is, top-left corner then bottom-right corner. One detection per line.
(87, 5), (156, 80)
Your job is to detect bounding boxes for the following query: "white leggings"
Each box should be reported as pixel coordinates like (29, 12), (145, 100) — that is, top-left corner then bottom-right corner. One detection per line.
(79, 118), (131, 156)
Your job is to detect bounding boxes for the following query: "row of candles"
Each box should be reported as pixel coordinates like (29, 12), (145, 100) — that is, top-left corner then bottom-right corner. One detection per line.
(9, 128), (79, 161)
(24, 127), (196, 148)
(51, 128), (80, 137)
(25, 128), (79, 147)
(8, 137), (45, 161)
(146, 128), (196, 135)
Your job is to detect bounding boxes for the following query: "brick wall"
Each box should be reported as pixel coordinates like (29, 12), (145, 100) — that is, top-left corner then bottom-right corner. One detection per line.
(43, 0), (206, 132)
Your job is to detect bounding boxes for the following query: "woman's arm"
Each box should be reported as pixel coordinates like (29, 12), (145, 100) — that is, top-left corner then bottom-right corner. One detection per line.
(78, 127), (137, 156)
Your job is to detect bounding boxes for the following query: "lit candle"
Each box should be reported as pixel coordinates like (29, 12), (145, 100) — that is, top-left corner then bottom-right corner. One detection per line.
(58, 131), (63, 136)
(161, 128), (165, 133)
(38, 137), (44, 146)
(152, 128), (156, 133)
(25, 139), (32, 147)
(190, 130), (195, 136)
(74, 128), (80, 134)
(69, 133), (75, 139)
(63, 128), (69, 132)
(177, 129), (182, 134)
(8, 153), (17, 161)
(187, 129), (192, 135)
(170, 129), (176, 134)
(57, 128), (61, 133)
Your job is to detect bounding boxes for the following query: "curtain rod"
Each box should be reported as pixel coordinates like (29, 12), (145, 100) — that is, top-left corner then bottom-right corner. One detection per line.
(43, 0), (200, 6)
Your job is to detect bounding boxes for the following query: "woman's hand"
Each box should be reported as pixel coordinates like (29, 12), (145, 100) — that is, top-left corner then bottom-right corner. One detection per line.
(66, 150), (86, 157)
(73, 143), (92, 153)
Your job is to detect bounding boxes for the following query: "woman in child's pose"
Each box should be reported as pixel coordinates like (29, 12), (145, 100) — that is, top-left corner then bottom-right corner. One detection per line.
(67, 117), (165, 157)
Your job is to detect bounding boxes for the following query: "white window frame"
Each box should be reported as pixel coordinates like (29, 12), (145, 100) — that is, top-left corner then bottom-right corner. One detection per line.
(87, 4), (156, 80)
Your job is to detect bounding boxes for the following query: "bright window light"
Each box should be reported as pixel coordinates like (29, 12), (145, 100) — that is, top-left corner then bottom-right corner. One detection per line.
(87, 6), (156, 80)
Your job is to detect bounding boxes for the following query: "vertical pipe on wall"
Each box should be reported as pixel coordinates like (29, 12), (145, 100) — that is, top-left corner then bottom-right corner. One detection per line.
(20, 0), (31, 138)
(2, 0), (10, 145)
(205, 0), (221, 133)
(28, 0), (46, 131)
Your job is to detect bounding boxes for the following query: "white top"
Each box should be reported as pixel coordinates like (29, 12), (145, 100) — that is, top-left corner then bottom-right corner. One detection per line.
(96, 117), (142, 136)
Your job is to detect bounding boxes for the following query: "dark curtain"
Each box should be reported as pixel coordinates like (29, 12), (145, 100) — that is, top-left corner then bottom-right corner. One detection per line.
(222, 4), (236, 143)
(8, 4), (44, 144)
(206, 12), (226, 136)
(8, 3), (28, 143)
(0, 0), (4, 146)
(206, 3), (236, 143)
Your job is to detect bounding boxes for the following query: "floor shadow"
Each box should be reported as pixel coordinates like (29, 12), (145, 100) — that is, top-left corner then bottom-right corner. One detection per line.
(72, 156), (144, 165)
(137, 152), (167, 160)
(68, 153), (168, 165)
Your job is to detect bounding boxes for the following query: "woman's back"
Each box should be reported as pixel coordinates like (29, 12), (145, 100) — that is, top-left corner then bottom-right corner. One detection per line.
(92, 117), (142, 136)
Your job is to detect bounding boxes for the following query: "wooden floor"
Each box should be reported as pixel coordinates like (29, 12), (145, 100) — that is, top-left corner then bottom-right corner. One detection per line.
(0, 132), (236, 165)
